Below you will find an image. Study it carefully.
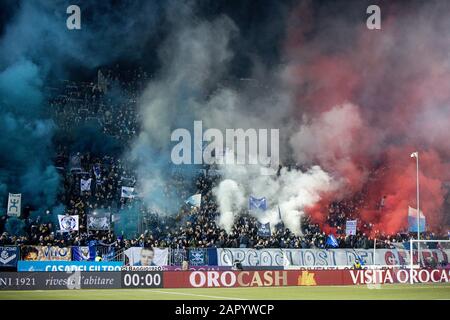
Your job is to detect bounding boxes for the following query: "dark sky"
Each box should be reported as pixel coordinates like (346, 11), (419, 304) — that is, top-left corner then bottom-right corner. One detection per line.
(0, 0), (404, 82)
(0, 0), (294, 81)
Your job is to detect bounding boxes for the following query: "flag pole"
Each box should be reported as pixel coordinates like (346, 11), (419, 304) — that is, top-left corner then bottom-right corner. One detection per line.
(373, 237), (376, 267)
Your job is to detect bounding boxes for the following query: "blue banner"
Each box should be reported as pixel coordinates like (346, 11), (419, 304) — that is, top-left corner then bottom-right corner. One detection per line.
(408, 216), (426, 233)
(326, 234), (339, 248)
(249, 196), (267, 211)
(72, 246), (95, 261)
(17, 261), (123, 272)
(0, 246), (19, 267)
(257, 222), (271, 237)
(189, 249), (206, 266)
(207, 248), (218, 266)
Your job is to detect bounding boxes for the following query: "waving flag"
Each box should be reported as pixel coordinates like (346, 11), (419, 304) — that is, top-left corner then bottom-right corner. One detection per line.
(408, 206), (426, 232)
(249, 196), (267, 211)
(121, 186), (136, 198)
(93, 164), (101, 180)
(186, 194), (201, 207)
(326, 234), (339, 248)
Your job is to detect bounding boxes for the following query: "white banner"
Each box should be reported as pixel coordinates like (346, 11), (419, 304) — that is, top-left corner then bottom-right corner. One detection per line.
(80, 178), (92, 192)
(58, 215), (79, 232)
(124, 247), (168, 266)
(7, 193), (21, 217)
(87, 213), (110, 230)
(121, 186), (135, 198)
(185, 194), (201, 207)
(346, 220), (357, 236)
(217, 248), (450, 267)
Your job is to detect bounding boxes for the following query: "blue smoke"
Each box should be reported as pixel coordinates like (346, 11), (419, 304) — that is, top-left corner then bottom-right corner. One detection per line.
(0, 60), (59, 211)
(0, 0), (166, 218)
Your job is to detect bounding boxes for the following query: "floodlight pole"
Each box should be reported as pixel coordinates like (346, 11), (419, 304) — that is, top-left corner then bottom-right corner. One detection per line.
(415, 152), (420, 266)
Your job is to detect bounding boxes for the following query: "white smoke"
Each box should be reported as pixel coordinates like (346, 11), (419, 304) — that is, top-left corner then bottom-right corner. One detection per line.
(214, 179), (246, 233)
(128, 3), (339, 234)
(213, 154), (338, 234)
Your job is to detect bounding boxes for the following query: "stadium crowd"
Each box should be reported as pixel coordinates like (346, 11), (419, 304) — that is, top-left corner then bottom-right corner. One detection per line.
(1, 68), (449, 253)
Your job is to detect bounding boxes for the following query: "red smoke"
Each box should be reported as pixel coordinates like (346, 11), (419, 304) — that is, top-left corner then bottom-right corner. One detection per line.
(285, 2), (450, 235)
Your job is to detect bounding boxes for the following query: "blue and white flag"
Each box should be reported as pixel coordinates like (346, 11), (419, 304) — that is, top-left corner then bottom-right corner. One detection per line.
(346, 220), (357, 236)
(189, 249), (206, 266)
(326, 234), (339, 248)
(408, 206), (426, 232)
(93, 164), (101, 180)
(0, 246), (19, 267)
(100, 247), (116, 261)
(80, 178), (92, 192)
(58, 215), (79, 232)
(121, 186), (136, 198)
(186, 194), (201, 207)
(87, 212), (110, 231)
(72, 246), (95, 261)
(249, 196), (267, 211)
(7, 193), (21, 217)
(257, 222), (271, 238)
(355, 252), (366, 266)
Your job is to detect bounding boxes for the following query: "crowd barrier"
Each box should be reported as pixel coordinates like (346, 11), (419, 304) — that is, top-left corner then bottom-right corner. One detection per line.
(2, 246), (449, 271)
(1, 268), (449, 290)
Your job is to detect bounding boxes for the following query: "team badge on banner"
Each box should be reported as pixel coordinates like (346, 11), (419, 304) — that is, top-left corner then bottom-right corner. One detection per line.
(0, 246), (19, 267)
(72, 246), (95, 261)
(7, 193), (21, 217)
(58, 215), (79, 232)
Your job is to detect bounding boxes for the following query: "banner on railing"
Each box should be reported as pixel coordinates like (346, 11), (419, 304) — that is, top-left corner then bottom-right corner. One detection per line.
(0, 246), (19, 267)
(22, 246), (71, 261)
(72, 247), (95, 261)
(17, 261), (123, 272)
(124, 247), (168, 266)
(217, 248), (450, 267)
(189, 249), (206, 266)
